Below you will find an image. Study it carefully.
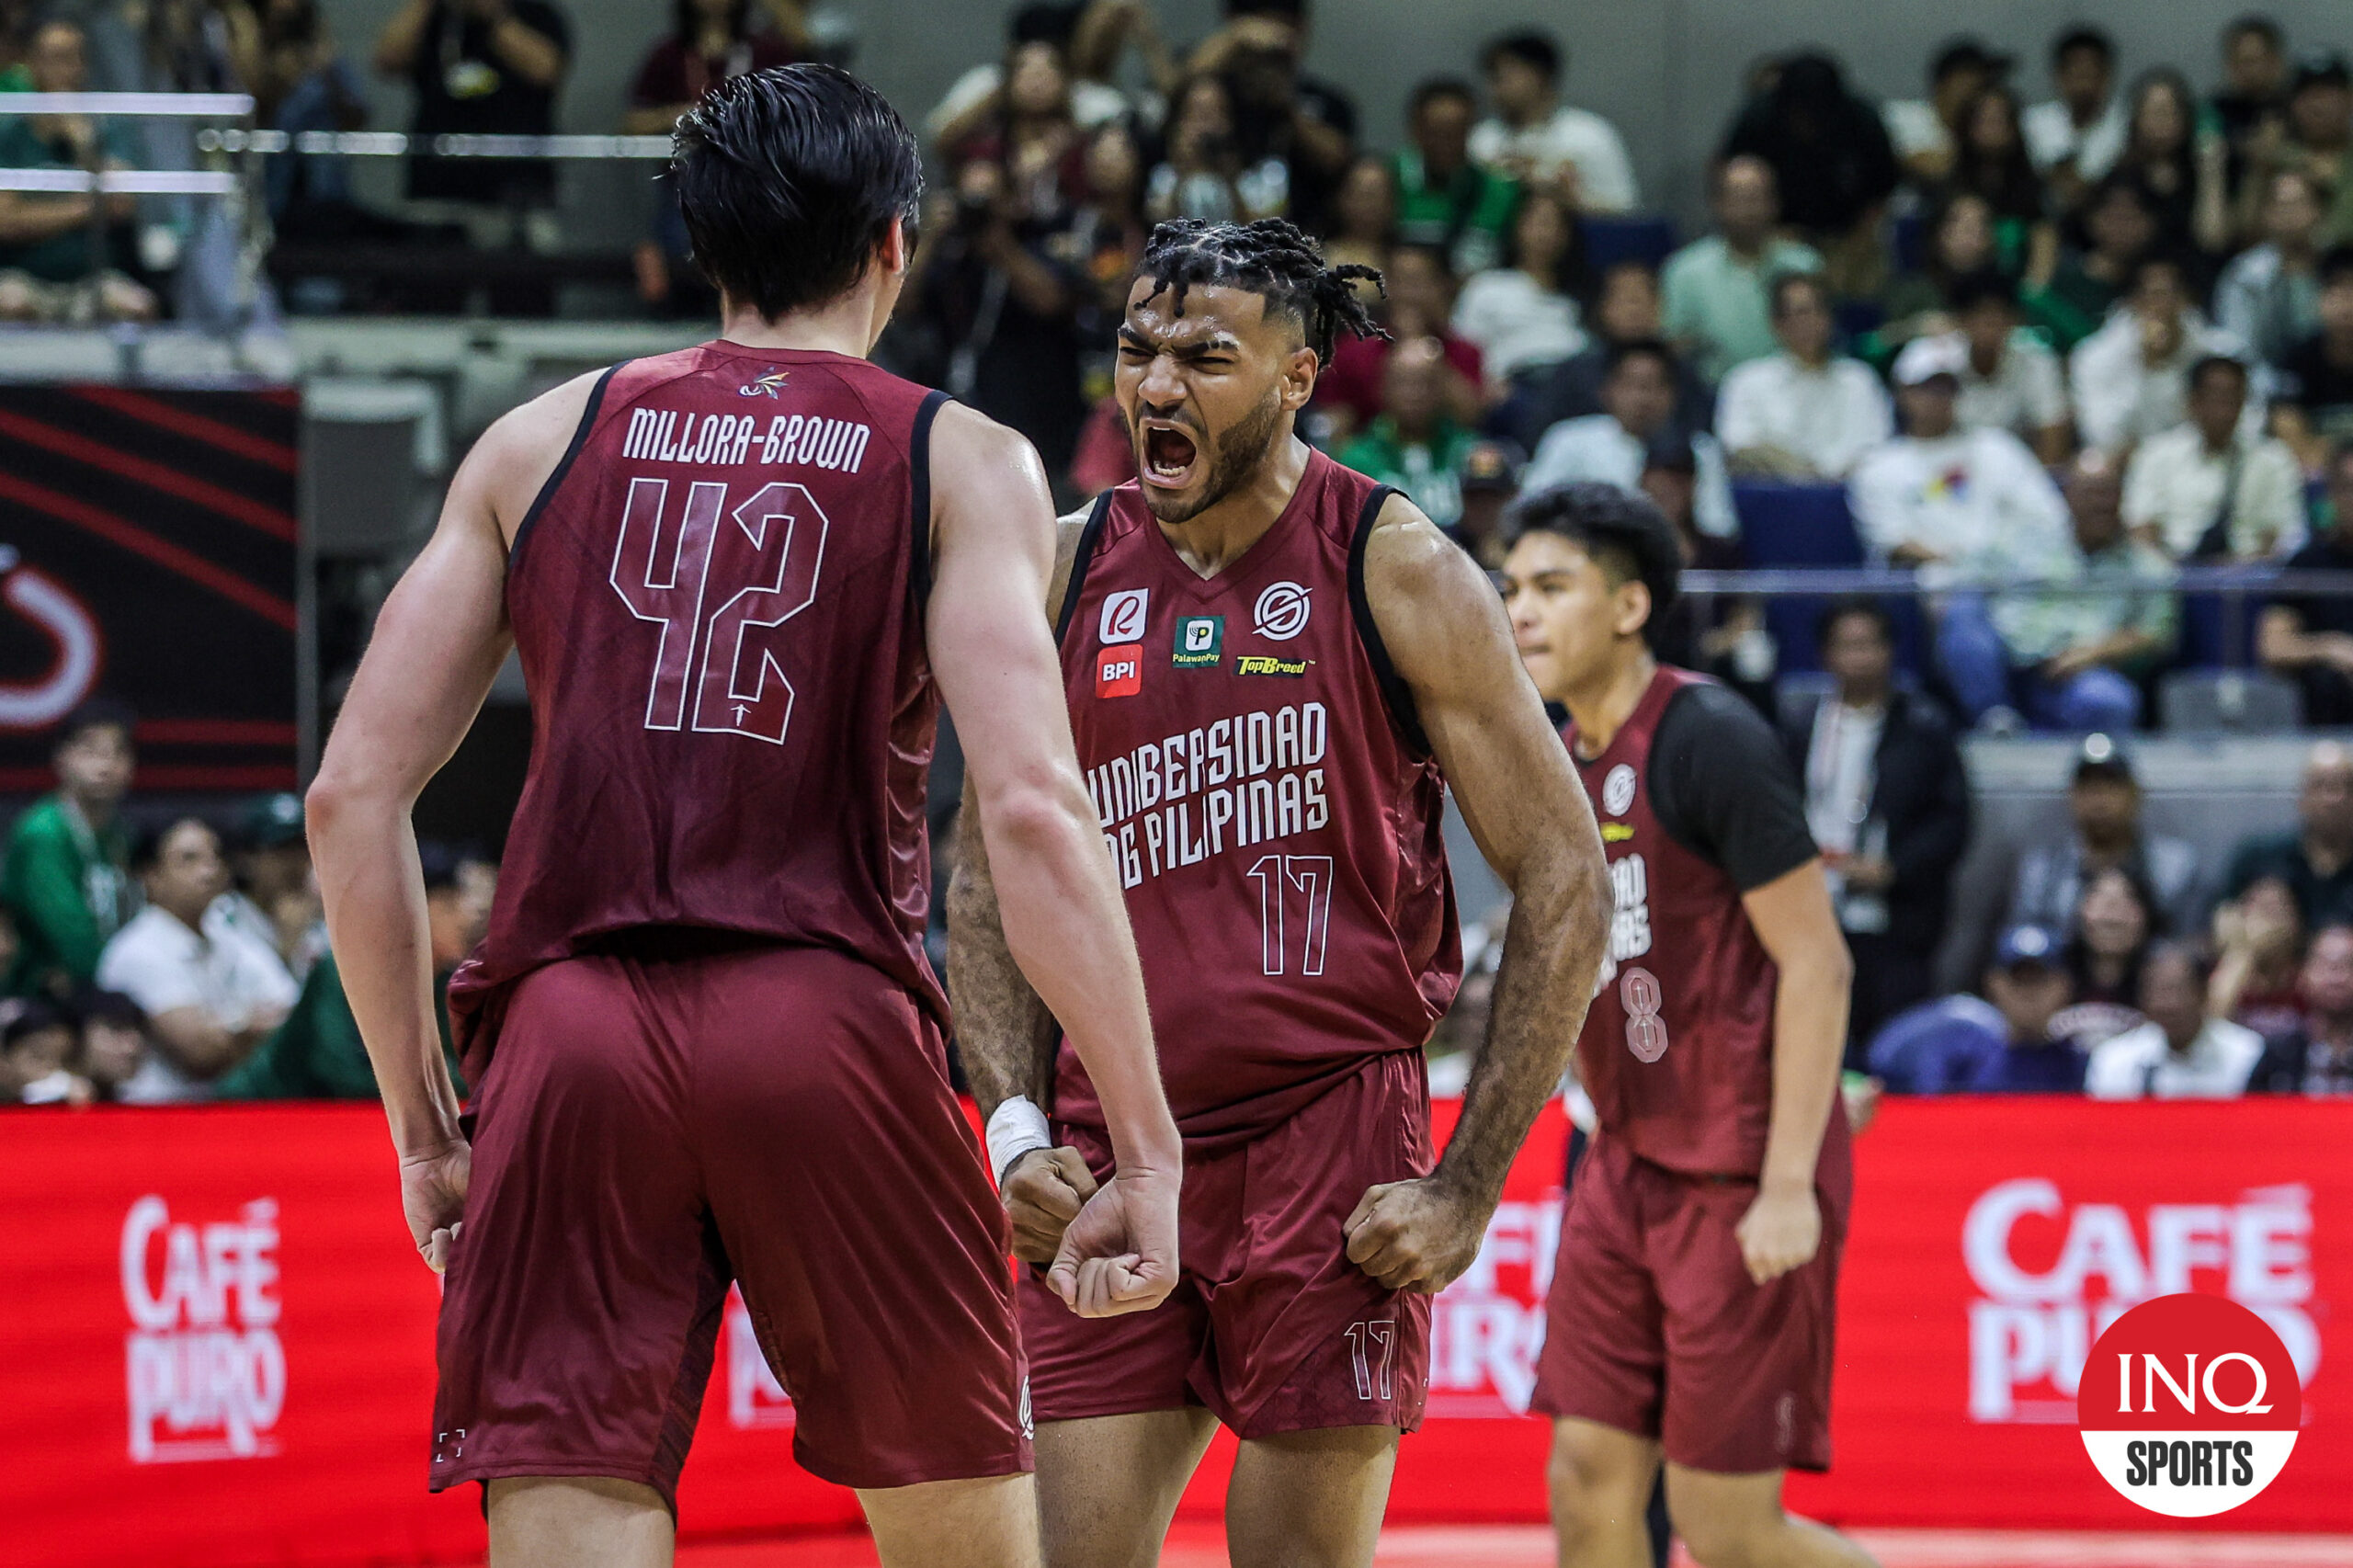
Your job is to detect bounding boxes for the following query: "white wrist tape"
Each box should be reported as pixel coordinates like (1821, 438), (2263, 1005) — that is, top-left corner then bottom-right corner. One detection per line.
(985, 1095), (1053, 1183)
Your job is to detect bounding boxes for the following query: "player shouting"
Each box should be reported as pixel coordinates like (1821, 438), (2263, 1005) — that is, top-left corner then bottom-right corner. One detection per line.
(308, 65), (1179, 1568)
(1500, 483), (1876, 1568)
(951, 219), (1610, 1568)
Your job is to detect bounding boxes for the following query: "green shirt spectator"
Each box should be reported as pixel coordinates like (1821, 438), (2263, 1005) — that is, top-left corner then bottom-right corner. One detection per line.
(0, 21), (142, 283)
(1392, 78), (1520, 278)
(215, 952), (468, 1100)
(1660, 156), (1822, 382)
(3, 700), (136, 995)
(1339, 416), (1479, 531)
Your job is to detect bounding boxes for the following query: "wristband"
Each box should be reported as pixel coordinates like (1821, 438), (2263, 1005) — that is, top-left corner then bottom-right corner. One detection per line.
(984, 1095), (1052, 1184)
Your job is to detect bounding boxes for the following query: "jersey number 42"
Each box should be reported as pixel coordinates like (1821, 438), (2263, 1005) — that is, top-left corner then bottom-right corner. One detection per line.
(609, 477), (830, 744)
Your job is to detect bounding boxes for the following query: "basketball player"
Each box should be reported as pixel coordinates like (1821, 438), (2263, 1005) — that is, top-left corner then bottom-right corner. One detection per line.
(1498, 484), (1875, 1568)
(949, 219), (1611, 1568)
(305, 66), (1182, 1568)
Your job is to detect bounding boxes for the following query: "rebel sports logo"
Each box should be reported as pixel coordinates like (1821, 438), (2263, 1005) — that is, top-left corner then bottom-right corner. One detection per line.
(1601, 764), (1638, 816)
(2077, 1293), (2300, 1517)
(1253, 581), (1312, 641)
(1097, 643), (1143, 699)
(736, 368), (790, 397)
(1101, 589), (1150, 644)
(1236, 654), (1310, 678)
(1174, 615), (1223, 668)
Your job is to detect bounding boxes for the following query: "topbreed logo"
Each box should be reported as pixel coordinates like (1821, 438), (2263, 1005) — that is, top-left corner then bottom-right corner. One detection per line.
(120, 1194), (286, 1462)
(2078, 1293), (2302, 1517)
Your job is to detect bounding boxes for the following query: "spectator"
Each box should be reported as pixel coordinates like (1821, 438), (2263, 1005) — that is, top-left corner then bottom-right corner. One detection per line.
(1718, 52), (1898, 296)
(1972, 451), (2177, 732)
(2122, 354), (2302, 558)
(1782, 599), (1972, 1062)
(2242, 55), (2352, 249)
(71, 987), (151, 1103)
(1067, 118), (1150, 329)
(1875, 191), (2006, 354)
(1884, 36), (2012, 187)
(1322, 153), (1394, 283)
(210, 792), (326, 983)
(250, 0), (371, 233)
(1938, 271), (2072, 462)
(1470, 28), (1638, 213)
(2008, 733), (2204, 937)
(2220, 740), (2353, 930)
(2023, 24), (2127, 207)
(2214, 169), (2329, 370)
(1391, 77), (1519, 279)
(96, 818), (297, 1101)
(1871, 924), (2086, 1092)
(926, 3), (1142, 153)
(2259, 438), (2353, 722)
(2060, 863), (2160, 1042)
(3, 700), (135, 997)
(1494, 258), (1712, 453)
(2086, 941), (2264, 1097)
(2071, 256), (2248, 455)
(1851, 335), (2068, 574)
(2249, 922), (2353, 1093)
(2208, 873), (2307, 1039)
(2109, 68), (2233, 262)
(2277, 246), (2353, 444)
(902, 155), (1087, 483)
(1522, 339), (1735, 539)
(2028, 176), (2157, 351)
(0, 20), (157, 324)
(373, 0), (571, 245)
(1717, 271), (1892, 480)
(2, 999), (81, 1105)
(2210, 15), (2290, 191)
(1147, 73), (1277, 223)
(1636, 432), (1774, 710)
(1189, 0), (1355, 229)
(1945, 85), (2057, 281)
(1660, 154), (1824, 382)
(1336, 337), (1479, 530)
(1449, 440), (1520, 566)
(1313, 244), (1481, 440)
(1450, 187), (1586, 391)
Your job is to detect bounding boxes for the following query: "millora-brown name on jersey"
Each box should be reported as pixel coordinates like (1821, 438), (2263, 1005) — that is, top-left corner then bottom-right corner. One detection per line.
(621, 408), (872, 472)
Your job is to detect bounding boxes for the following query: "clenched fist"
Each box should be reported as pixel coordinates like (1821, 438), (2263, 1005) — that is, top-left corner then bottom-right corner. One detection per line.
(1001, 1146), (1097, 1265)
(1342, 1176), (1490, 1294)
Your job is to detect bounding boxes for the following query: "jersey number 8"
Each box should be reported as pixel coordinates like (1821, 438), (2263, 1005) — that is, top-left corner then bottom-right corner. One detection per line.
(1620, 966), (1669, 1062)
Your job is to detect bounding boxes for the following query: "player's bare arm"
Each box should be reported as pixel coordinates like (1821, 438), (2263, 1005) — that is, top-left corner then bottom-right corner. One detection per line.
(947, 506), (1104, 1267)
(307, 371), (599, 1273)
(1342, 495), (1611, 1294)
(1735, 861), (1853, 1286)
(927, 407), (1182, 1317)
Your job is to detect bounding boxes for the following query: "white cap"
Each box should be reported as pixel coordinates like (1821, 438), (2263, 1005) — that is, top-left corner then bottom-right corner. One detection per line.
(1893, 334), (1969, 387)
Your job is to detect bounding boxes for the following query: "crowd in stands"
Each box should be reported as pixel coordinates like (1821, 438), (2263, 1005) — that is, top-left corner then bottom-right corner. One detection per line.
(0, 702), (491, 1107)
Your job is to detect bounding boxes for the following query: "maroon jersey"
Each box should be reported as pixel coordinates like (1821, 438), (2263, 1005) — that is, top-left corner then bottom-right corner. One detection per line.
(449, 343), (949, 1074)
(1566, 665), (1850, 1186)
(1050, 452), (1461, 1146)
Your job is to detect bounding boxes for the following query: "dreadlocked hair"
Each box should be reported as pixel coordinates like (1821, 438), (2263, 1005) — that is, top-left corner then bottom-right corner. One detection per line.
(1137, 218), (1388, 363)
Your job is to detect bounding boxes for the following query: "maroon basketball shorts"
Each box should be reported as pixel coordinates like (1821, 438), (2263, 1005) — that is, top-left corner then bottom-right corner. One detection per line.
(430, 944), (1029, 1506)
(1531, 1132), (1847, 1474)
(1019, 1051), (1433, 1437)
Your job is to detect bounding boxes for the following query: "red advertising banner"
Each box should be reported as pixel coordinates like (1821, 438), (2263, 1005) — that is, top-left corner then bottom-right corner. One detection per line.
(2, 1098), (2347, 1568)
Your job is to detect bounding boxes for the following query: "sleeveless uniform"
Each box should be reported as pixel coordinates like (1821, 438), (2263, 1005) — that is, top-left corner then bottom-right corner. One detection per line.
(1020, 451), (1462, 1437)
(1531, 665), (1852, 1473)
(431, 343), (1028, 1506)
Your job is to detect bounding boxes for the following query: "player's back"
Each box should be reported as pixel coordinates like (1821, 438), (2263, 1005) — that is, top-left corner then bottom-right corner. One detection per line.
(451, 342), (949, 1066)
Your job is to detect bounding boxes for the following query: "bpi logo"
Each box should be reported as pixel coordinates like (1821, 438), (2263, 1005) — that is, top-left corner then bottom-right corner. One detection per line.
(2078, 1293), (2301, 1517)
(1253, 581), (1312, 641)
(1097, 643), (1143, 699)
(1962, 1178), (2318, 1424)
(120, 1195), (286, 1462)
(1100, 588), (1150, 644)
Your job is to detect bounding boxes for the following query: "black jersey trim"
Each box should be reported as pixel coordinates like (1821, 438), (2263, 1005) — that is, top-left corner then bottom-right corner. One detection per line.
(509, 360), (625, 568)
(1346, 483), (1433, 757)
(907, 389), (951, 609)
(1052, 491), (1116, 647)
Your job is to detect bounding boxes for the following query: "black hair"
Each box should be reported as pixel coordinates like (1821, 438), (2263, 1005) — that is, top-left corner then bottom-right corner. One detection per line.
(417, 839), (465, 895)
(2322, 244), (2353, 290)
(1409, 77), (1478, 119)
(671, 0), (751, 49)
(1481, 29), (1560, 81)
(2, 1001), (67, 1051)
(1224, 0), (1307, 20)
(1949, 267), (2019, 313)
(2224, 14), (2283, 51)
(130, 815), (216, 875)
(2140, 937), (2215, 991)
(1768, 269), (1830, 317)
(2052, 25), (2114, 67)
(70, 988), (147, 1033)
(54, 697), (134, 751)
(2188, 353), (2250, 394)
(1133, 218), (1385, 364)
(672, 64), (923, 322)
(1008, 1), (1080, 47)
(1505, 186), (1586, 293)
(1603, 335), (1676, 380)
(1815, 597), (1893, 648)
(1503, 483), (1682, 643)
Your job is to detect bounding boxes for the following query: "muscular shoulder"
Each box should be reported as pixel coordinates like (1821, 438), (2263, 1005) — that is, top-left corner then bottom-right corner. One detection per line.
(1360, 494), (1494, 684)
(471, 367), (607, 545)
(1047, 500), (1097, 630)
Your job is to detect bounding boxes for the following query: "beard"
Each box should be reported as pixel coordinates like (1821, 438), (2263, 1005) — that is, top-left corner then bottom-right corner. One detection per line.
(1130, 389), (1285, 525)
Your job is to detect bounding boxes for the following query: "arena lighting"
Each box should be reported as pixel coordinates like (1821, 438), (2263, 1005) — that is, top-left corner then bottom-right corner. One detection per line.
(0, 169), (237, 194)
(0, 92), (252, 116)
(196, 130), (675, 159)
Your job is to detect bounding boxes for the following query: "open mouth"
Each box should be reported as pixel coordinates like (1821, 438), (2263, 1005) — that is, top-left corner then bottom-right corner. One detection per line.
(1142, 422), (1199, 488)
